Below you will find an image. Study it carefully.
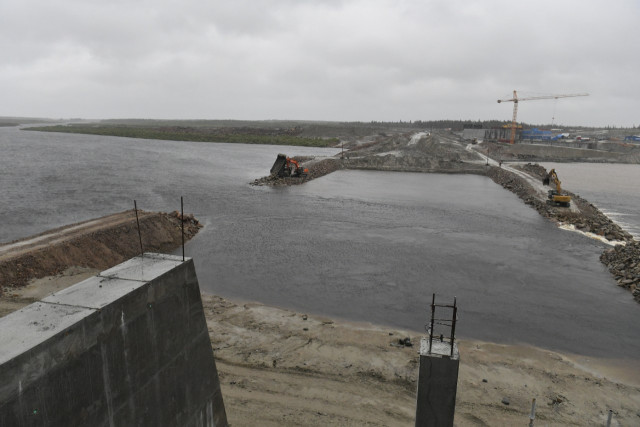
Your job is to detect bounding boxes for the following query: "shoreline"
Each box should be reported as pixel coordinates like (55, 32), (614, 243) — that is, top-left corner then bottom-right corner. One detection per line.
(202, 292), (640, 425)
(2, 268), (638, 425)
(207, 292), (640, 386)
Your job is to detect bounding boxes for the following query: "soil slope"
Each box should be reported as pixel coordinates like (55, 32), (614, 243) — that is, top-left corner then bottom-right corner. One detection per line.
(0, 210), (201, 292)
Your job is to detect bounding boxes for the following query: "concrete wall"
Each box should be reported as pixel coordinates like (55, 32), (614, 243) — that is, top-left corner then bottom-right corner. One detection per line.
(0, 253), (227, 427)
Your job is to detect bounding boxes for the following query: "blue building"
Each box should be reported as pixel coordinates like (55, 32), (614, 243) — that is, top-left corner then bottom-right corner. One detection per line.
(521, 128), (554, 141)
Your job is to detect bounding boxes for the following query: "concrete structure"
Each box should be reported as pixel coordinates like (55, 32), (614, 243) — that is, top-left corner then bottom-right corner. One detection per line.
(461, 128), (486, 141)
(528, 140), (598, 149)
(0, 253), (227, 427)
(415, 338), (460, 427)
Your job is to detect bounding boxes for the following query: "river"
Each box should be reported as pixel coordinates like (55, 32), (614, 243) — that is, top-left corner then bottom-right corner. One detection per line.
(1, 126), (639, 361)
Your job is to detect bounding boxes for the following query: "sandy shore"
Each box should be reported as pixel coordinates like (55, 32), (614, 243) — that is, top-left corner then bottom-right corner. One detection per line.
(2, 269), (638, 426)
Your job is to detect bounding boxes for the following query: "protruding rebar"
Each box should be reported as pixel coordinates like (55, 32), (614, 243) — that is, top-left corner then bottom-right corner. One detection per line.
(181, 196), (185, 262)
(428, 293), (435, 354)
(134, 200), (143, 258)
(450, 296), (457, 357)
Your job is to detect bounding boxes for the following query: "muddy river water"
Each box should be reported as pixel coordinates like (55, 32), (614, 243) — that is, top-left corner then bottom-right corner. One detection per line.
(1, 126), (639, 360)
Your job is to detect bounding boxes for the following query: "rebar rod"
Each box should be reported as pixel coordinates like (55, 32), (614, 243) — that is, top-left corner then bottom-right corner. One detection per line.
(181, 196), (185, 262)
(428, 293), (435, 354)
(450, 297), (457, 357)
(134, 200), (143, 258)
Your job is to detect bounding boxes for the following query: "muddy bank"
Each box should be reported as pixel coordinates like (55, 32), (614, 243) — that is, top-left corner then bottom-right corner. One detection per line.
(4, 270), (638, 425)
(0, 210), (201, 292)
(204, 294), (640, 426)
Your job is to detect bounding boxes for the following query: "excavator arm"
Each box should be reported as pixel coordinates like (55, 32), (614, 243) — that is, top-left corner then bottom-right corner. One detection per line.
(542, 169), (571, 207)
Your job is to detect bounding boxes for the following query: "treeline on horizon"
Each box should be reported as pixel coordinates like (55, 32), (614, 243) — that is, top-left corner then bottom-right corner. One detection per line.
(23, 124), (340, 147)
(3, 116), (638, 130)
(97, 118), (638, 131)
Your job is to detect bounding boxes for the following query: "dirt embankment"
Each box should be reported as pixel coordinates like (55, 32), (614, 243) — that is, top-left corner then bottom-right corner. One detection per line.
(0, 210), (201, 292)
(252, 132), (486, 186)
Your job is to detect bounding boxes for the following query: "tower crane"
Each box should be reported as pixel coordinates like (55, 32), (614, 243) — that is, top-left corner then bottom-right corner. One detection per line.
(497, 90), (589, 144)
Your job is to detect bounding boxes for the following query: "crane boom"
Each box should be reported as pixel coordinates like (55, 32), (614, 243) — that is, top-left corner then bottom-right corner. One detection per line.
(497, 90), (589, 144)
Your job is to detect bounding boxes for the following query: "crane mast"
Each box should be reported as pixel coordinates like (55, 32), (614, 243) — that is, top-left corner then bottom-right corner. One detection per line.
(497, 91), (589, 144)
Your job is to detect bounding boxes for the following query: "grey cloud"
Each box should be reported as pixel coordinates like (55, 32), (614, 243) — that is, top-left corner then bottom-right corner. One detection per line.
(0, 0), (638, 125)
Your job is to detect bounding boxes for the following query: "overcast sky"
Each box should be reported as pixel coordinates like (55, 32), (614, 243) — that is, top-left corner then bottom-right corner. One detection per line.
(1, 0), (638, 126)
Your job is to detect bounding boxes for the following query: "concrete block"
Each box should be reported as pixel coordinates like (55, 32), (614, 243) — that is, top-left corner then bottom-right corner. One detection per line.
(0, 253), (227, 427)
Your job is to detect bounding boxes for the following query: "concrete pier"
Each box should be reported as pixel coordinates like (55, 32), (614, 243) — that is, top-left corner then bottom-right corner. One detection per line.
(0, 253), (227, 427)
(415, 338), (460, 427)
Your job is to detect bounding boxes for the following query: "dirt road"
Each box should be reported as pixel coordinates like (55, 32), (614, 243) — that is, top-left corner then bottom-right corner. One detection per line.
(0, 211), (153, 262)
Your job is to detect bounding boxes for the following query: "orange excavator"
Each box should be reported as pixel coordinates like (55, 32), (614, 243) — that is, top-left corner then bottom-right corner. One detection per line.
(543, 168), (571, 207)
(270, 154), (309, 178)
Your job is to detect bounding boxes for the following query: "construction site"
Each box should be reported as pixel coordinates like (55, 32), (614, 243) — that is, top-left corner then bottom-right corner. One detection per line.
(1, 115), (640, 425)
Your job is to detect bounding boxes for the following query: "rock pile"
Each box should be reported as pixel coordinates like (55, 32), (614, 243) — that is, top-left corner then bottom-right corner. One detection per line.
(487, 166), (633, 243)
(600, 242), (640, 302)
(169, 210), (202, 238)
(488, 164), (638, 302)
(252, 158), (343, 186)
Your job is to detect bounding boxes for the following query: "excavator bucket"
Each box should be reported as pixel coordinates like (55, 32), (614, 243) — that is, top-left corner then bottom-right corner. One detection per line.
(270, 154), (288, 177)
(542, 176), (550, 186)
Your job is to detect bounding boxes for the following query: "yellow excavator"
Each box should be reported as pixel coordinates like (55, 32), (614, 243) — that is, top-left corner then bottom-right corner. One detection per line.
(542, 169), (571, 207)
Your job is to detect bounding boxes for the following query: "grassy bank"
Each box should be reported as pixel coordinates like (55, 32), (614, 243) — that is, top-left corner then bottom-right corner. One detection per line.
(24, 124), (339, 147)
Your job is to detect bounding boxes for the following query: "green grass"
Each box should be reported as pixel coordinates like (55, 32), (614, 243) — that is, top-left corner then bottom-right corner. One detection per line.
(24, 125), (340, 147)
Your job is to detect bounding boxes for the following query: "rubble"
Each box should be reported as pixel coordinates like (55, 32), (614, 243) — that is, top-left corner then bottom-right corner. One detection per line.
(252, 158), (343, 186)
(600, 242), (640, 303)
(169, 210), (202, 232)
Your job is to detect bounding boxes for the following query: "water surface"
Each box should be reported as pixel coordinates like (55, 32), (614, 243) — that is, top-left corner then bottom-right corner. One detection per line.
(1, 126), (639, 359)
